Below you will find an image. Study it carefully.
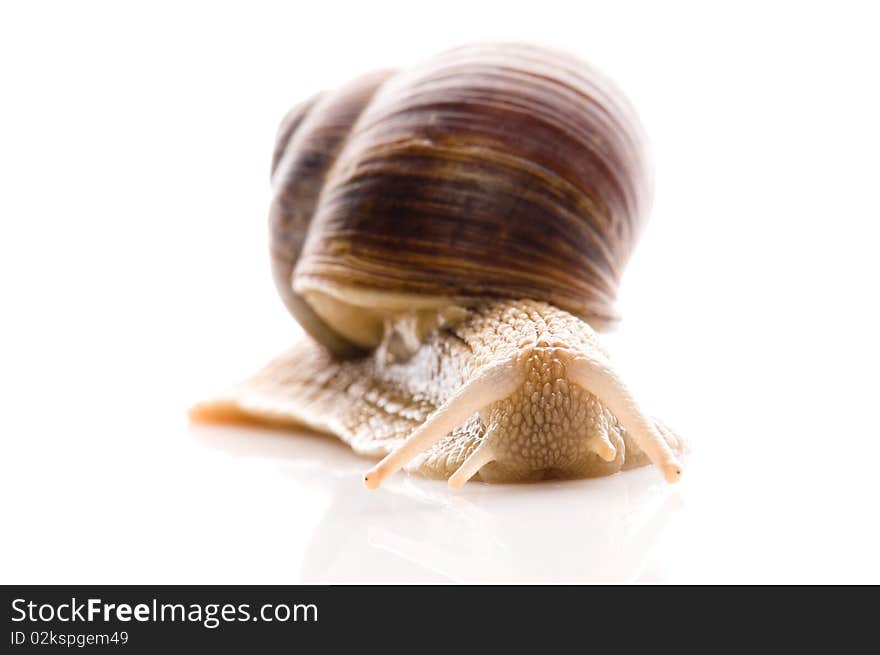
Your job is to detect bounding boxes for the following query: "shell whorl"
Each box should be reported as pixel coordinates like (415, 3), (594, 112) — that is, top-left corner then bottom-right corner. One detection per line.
(269, 43), (652, 354)
(269, 69), (396, 355)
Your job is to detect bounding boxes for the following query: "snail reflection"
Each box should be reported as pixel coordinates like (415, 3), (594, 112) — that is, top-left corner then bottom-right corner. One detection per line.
(191, 423), (683, 583)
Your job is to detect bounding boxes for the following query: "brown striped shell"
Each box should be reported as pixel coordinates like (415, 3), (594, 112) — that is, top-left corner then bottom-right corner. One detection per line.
(269, 43), (652, 356)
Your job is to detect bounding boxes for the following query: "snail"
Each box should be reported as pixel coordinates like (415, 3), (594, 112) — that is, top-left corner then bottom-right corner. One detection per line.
(190, 42), (687, 489)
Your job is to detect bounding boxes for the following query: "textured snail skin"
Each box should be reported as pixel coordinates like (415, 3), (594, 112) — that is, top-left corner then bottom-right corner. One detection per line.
(191, 300), (685, 485)
(192, 44), (685, 487)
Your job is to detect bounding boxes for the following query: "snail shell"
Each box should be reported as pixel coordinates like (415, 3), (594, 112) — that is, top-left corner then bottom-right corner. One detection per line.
(192, 43), (685, 488)
(270, 43), (651, 355)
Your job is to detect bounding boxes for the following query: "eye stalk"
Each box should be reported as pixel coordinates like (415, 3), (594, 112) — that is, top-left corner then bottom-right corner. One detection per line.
(566, 357), (683, 484)
(363, 355), (526, 489)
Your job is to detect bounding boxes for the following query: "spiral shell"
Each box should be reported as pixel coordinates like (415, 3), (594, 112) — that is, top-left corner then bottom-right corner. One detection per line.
(269, 43), (651, 354)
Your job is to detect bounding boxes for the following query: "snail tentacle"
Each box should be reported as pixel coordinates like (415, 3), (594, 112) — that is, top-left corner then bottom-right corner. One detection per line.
(363, 356), (525, 490)
(591, 429), (618, 463)
(567, 356), (682, 483)
(448, 437), (497, 490)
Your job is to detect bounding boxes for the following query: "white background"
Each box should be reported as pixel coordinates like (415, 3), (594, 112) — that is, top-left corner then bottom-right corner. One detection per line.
(1, 1), (878, 583)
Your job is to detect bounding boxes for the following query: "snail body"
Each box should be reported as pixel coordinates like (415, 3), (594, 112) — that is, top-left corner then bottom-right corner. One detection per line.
(192, 43), (686, 488)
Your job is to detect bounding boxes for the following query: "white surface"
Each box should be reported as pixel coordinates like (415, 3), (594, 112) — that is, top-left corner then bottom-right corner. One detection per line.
(1, 1), (879, 583)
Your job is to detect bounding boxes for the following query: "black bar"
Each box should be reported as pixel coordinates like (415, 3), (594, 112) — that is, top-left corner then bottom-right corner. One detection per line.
(1, 585), (872, 652)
